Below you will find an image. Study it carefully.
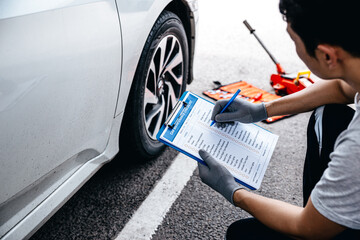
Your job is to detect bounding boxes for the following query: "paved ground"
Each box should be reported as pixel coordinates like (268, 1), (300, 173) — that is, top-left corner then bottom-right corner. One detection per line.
(32, 0), (316, 239)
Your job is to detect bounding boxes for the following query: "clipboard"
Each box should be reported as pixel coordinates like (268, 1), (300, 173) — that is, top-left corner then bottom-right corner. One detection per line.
(157, 91), (279, 190)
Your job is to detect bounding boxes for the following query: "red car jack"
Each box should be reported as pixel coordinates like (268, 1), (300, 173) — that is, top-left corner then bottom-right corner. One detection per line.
(243, 20), (314, 96)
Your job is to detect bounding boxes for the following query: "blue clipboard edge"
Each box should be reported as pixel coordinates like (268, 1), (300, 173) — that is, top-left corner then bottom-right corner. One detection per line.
(156, 91), (257, 191)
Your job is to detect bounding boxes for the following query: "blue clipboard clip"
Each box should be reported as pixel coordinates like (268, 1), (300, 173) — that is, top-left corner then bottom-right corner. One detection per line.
(164, 100), (188, 129)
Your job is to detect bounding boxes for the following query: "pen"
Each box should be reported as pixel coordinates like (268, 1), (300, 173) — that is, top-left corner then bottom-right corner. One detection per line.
(210, 89), (241, 127)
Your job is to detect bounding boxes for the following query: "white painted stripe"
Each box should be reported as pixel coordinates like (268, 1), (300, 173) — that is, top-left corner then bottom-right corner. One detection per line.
(115, 154), (198, 240)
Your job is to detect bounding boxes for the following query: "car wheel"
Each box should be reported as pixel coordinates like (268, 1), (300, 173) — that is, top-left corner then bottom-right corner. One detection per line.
(120, 11), (189, 160)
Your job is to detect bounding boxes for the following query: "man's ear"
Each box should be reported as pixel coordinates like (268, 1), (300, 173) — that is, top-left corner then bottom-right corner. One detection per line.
(316, 44), (338, 69)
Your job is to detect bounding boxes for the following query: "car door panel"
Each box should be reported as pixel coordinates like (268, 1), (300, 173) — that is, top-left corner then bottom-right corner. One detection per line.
(0, 0), (122, 207)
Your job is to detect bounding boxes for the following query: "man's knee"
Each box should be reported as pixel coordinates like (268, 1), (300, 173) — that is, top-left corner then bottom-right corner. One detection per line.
(225, 218), (258, 239)
(225, 218), (290, 239)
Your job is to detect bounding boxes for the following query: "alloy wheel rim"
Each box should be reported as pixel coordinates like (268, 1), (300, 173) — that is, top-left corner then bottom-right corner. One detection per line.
(143, 34), (184, 140)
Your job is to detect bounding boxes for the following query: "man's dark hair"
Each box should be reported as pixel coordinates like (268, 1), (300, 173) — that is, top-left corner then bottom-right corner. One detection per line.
(279, 0), (360, 57)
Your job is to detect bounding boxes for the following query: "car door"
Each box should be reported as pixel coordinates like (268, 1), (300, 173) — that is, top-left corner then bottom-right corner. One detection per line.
(0, 0), (122, 231)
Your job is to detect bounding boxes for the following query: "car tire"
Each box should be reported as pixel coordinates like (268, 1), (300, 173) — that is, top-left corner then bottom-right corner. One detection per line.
(120, 10), (189, 160)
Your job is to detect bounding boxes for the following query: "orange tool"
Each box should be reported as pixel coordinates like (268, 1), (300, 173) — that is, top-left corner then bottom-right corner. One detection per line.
(202, 80), (289, 123)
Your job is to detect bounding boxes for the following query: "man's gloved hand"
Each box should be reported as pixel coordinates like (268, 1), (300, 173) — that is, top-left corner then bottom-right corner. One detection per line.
(198, 149), (242, 205)
(211, 98), (268, 124)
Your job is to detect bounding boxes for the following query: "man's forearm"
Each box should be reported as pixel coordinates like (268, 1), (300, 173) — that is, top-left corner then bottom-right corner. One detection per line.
(233, 189), (302, 238)
(233, 189), (346, 239)
(265, 79), (356, 117)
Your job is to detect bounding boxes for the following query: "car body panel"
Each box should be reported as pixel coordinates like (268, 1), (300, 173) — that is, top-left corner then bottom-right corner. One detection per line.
(0, 0), (122, 237)
(0, 0), (121, 205)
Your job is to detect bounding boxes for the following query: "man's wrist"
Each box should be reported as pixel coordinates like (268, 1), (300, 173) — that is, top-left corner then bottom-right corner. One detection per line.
(232, 188), (247, 207)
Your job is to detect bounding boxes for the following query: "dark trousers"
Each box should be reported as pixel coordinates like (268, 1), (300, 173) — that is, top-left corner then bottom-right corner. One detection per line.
(226, 104), (359, 239)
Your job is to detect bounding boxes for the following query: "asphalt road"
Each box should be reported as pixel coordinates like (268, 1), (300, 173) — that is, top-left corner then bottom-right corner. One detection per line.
(31, 0), (316, 239)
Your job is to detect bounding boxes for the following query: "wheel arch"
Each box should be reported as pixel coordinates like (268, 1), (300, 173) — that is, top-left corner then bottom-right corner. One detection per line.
(165, 0), (197, 84)
(114, 0), (197, 119)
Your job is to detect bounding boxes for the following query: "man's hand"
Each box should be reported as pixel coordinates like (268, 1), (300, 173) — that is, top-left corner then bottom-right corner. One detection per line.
(198, 149), (242, 205)
(211, 98), (267, 124)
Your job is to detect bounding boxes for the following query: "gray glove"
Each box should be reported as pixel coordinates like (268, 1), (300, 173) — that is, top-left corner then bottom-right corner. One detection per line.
(198, 149), (242, 205)
(212, 98), (268, 123)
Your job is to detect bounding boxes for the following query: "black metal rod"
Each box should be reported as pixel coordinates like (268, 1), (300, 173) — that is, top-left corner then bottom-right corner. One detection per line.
(243, 20), (279, 65)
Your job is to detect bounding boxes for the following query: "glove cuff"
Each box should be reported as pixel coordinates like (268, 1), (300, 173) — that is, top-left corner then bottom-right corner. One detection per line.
(253, 102), (268, 122)
(229, 186), (243, 205)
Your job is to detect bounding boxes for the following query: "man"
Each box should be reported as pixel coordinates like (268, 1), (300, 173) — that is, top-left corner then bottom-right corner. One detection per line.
(198, 0), (360, 239)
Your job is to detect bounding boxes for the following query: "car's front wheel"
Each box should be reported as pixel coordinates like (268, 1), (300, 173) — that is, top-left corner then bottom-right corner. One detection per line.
(120, 11), (189, 160)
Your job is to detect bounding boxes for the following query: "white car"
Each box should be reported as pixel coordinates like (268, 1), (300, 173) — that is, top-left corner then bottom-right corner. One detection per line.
(0, 0), (198, 239)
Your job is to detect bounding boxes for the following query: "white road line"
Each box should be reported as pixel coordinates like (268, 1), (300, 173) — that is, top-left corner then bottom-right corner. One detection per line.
(115, 154), (198, 240)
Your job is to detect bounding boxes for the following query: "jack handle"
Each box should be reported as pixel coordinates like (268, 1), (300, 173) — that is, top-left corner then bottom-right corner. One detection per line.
(243, 20), (285, 74)
(243, 20), (255, 34)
